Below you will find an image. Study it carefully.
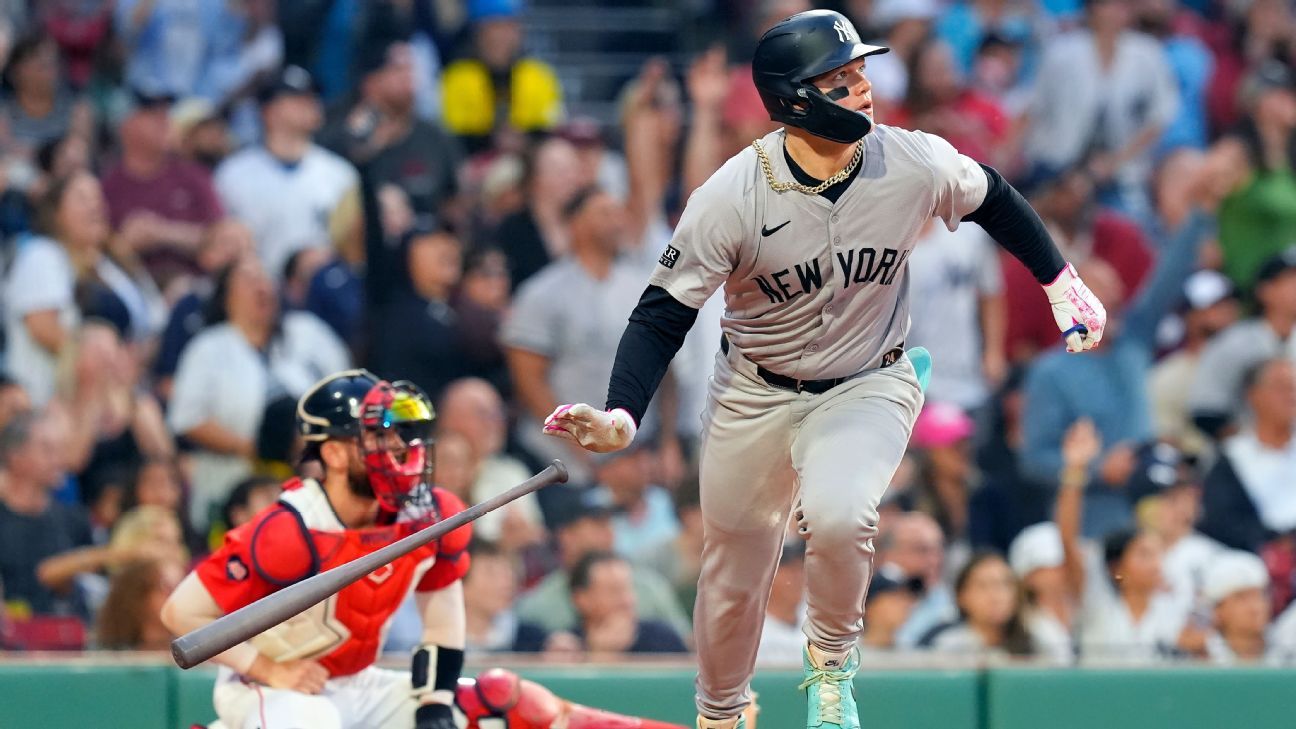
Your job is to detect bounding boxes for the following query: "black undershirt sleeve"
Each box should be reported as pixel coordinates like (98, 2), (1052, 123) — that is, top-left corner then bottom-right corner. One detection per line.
(962, 163), (1067, 284)
(604, 284), (700, 425)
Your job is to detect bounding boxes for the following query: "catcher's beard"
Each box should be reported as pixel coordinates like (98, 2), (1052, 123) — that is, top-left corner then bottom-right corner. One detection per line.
(346, 457), (377, 501)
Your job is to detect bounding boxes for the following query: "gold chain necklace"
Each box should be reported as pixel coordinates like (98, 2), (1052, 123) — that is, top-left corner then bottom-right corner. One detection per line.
(752, 138), (863, 195)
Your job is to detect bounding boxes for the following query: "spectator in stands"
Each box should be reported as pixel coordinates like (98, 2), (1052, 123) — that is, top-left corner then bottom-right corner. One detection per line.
(1021, 180), (1216, 534)
(1001, 166), (1152, 361)
(3, 171), (109, 405)
(1209, 62), (1296, 291)
(437, 378), (544, 550)
(167, 254), (349, 531)
(1148, 270), (1240, 458)
(617, 57), (685, 264)
(1056, 419), (1192, 661)
(935, 0), (1036, 78)
(569, 551), (687, 655)
(42, 1), (113, 90)
(881, 512), (956, 648)
(640, 474), (704, 620)
(0, 412), (103, 618)
(1024, 0), (1178, 218)
(112, 0), (244, 100)
(152, 218), (255, 398)
(220, 475), (281, 532)
(899, 218), (1007, 413)
(440, 0), (563, 153)
(593, 444), (679, 565)
(1007, 523), (1075, 664)
(51, 322), (174, 500)
(108, 504), (189, 574)
(904, 402), (978, 569)
(214, 65), (361, 276)
(433, 431), (476, 504)
(1200, 359), (1296, 553)
(95, 557), (183, 650)
(490, 135), (583, 289)
(1189, 249), (1296, 438)
(1136, 0), (1214, 155)
(0, 376), (32, 431)
(560, 116), (628, 203)
(861, 0), (939, 111)
(891, 38), (1014, 170)
(101, 90), (223, 289)
(169, 98), (232, 171)
(462, 539), (550, 653)
(280, 247), (333, 313)
(122, 457), (202, 554)
(452, 248), (512, 390)
(0, 31), (93, 158)
(925, 552), (1037, 658)
(968, 32), (1030, 118)
(322, 38), (463, 229)
(859, 573), (922, 655)
(514, 487), (690, 639)
(1201, 550), (1289, 665)
(755, 540), (806, 666)
(368, 227), (466, 401)
(502, 185), (664, 483)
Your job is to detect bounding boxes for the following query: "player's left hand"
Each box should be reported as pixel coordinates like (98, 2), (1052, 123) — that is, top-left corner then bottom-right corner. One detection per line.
(542, 404), (637, 453)
(415, 702), (457, 729)
(1042, 263), (1106, 353)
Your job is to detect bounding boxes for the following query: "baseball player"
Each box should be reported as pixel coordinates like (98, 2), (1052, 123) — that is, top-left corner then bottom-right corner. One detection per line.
(162, 369), (472, 729)
(542, 10), (1107, 729)
(163, 369), (695, 729)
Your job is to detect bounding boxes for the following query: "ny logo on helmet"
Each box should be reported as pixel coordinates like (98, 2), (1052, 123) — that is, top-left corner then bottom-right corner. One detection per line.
(833, 19), (856, 43)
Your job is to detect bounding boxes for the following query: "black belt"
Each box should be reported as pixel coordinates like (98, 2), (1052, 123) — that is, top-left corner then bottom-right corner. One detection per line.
(720, 335), (904, 394)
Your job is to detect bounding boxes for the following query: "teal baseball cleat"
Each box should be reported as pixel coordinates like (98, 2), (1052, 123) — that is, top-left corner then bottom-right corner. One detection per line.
(906, 346), (932, 394)
(800, 644), (860, 729)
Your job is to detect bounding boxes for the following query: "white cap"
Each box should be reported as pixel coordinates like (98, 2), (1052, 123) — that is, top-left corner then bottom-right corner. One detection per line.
(1008, 522), (1065, 578)
(872, 0), (940, 27)
(1202, 550), (1270, 606)
(1183, 270), (1234, 311)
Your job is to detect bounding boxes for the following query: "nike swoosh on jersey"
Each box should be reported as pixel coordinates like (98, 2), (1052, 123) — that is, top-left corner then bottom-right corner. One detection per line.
(761, 220), (791, 237)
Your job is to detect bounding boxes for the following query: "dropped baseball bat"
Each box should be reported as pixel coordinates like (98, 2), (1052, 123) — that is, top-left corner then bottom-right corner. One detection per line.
(171, 460), (569, 669)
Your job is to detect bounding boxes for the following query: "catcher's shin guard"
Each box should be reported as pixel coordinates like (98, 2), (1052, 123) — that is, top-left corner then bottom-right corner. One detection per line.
(455, 668), (689, 729)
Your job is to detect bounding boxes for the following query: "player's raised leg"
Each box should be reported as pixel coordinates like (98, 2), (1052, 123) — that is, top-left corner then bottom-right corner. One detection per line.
(790, 365), (922, 729)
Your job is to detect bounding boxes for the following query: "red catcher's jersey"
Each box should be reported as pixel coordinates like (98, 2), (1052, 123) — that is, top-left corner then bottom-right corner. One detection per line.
(195, 478), (471, 677)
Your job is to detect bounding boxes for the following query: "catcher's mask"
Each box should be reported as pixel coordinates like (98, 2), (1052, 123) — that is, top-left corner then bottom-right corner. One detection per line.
(297, 369), (436, 511)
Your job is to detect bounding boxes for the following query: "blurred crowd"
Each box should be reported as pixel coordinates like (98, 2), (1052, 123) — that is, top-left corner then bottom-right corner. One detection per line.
(0, 0), (1295, 669)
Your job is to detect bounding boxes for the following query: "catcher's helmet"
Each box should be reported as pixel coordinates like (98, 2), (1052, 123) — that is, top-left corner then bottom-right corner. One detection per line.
(752, 10), (889, 143)
(297, 369), (436, 511)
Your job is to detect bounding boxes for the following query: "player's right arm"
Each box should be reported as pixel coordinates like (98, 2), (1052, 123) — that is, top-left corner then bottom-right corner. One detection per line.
(543, 167), (746, 453)
(160, 506), (328, 693)
(161, 573), (327, 693)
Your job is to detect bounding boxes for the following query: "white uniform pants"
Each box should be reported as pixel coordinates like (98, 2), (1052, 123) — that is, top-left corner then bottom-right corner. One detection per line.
(212, 665), (417, 729)
(693, 345), (922, 719)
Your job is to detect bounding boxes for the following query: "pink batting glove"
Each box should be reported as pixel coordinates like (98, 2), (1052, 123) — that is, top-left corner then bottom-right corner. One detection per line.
(1042, 263), (1107, 353)
(542, 404), (637, 453)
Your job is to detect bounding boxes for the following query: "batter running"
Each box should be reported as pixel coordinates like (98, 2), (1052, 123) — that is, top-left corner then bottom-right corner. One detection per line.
(543, 10), (1107, 729)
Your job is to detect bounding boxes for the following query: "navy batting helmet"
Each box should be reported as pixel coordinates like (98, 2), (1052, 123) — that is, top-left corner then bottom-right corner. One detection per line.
(752, 10), (888, 143)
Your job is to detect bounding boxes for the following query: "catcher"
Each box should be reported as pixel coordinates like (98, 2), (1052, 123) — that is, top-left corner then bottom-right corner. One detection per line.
(163, 369), (695, 729)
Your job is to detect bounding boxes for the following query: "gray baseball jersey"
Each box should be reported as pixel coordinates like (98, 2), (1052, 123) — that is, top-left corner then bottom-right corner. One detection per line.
(657, 126), (990, 720)
(648, 126), (987, 380)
